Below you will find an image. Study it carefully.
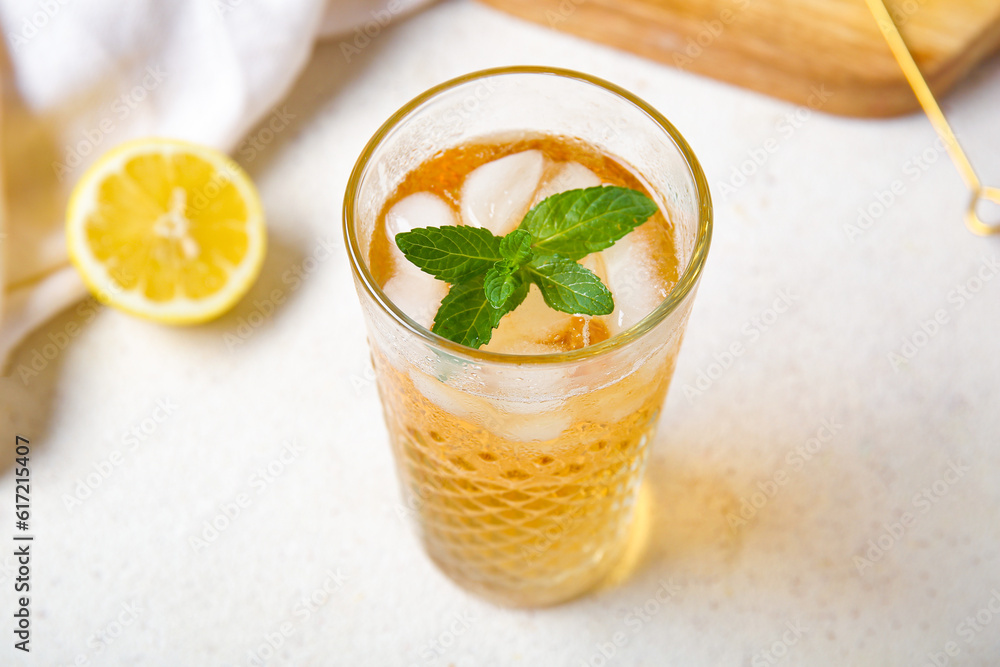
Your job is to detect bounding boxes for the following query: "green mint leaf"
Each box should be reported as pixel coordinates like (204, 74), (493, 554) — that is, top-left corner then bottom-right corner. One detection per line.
(432, 277), (499, 348)
(484, 265), (518, 308)
(395, 225), (502, 282)
(499, 229), (532, 264)
(432, 275), (526, 348)
(504, 277), (530, 315)
(519, 186), (657, 261)
(525, 253), (614, 316)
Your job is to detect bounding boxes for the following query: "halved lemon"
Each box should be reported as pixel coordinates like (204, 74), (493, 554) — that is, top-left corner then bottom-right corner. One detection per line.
(66, 138), (266, 324)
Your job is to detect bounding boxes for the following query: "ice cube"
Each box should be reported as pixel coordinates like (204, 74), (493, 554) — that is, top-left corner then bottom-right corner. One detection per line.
(386, 191), (456, 235)
(386, 191), (456, 264)
(411, 367), (572, 442)
(484, 285), (584, 355)
(579, 251), (608, 285)
(532, 161), (602, 204)
(409, 368), (483, 422)
(461, 150), (545, 236)
(480, 365), (578, 441)
(383, 273), (447, 330)
(602, 228), (669, 335)
(383, 192), (456, 329)
(493, 410), (573, 443)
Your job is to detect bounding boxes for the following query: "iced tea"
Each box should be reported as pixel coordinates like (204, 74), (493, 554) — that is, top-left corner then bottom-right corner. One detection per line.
(344, 68), (711, 606)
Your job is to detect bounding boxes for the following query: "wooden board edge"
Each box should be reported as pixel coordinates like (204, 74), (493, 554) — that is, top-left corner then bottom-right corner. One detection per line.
(478, 0), (1000, 118)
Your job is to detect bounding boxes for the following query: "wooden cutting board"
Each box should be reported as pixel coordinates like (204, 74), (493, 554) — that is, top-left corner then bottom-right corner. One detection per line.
(478, 0), (1000, 117)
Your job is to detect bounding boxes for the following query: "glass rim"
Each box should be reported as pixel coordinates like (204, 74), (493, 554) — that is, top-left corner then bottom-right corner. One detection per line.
(343, 65), (713, 366)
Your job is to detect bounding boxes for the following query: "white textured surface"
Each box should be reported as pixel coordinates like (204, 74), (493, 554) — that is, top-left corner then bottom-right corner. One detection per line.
(3, 1), (1000, 664)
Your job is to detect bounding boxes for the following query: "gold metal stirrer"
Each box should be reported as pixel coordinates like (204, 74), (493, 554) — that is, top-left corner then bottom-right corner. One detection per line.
(865, 0), (1000, 236)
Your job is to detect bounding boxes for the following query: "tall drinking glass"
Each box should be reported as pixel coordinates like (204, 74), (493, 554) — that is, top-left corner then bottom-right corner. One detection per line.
(344, 67), (712, 607)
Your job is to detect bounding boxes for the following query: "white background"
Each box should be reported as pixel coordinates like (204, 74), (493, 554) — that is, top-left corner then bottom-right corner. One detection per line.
(2, 0), (1000, 665)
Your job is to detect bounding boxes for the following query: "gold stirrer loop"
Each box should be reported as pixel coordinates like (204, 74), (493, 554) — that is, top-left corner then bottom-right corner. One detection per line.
(865, 0), (1000, 235)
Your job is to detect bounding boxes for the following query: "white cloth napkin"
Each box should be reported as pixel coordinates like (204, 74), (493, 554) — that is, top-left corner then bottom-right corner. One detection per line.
(0, 0), (429, 367)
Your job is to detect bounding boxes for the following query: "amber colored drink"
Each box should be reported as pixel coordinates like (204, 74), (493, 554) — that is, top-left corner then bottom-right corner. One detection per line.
(344, 68), (711, 606)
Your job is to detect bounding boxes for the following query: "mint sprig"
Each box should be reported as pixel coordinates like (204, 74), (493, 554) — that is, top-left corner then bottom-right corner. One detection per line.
(520, 186), (657, 260)
(395, 225), (502, 282)
(394, 186), (656, 349)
